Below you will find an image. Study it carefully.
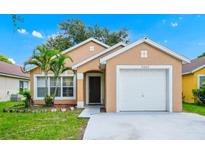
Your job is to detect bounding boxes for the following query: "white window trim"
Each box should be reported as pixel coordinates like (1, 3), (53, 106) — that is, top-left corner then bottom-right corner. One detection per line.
(89, 46), (95, 51)
(197, 74), (205, 88)
(34, 74), (76, 100)
(85, 73), (104, 105)
(140, 49), (148, 58)
(116, 65), (173, 112)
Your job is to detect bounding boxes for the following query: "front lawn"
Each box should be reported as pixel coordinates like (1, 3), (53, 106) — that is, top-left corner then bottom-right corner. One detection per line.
(183, 102), (205, 116)
(0, 101), (87, 140)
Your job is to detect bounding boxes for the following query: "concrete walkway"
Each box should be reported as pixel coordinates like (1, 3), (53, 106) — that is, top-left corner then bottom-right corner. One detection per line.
(78, 106), (101, 118)
(83, 112), (205, 140)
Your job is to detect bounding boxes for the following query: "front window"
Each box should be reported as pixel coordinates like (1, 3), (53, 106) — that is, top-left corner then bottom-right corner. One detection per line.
(36, 76), (74, 98)
(50, 77), (61, 97)
(63, 77), (74, 97)
(37, 77), (46, 97)
(199, 75), (205, 88)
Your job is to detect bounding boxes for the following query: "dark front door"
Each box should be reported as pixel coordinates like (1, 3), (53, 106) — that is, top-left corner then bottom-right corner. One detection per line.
(89, 76), (101, 104)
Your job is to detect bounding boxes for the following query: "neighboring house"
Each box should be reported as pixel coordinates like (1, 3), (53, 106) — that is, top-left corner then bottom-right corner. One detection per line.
(0, 61), (30, 101)
(182, 56), (205, 103)
(29, 37), (190, 112)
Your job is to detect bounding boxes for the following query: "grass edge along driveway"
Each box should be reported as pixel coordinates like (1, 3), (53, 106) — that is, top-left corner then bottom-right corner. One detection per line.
(183, 102), (205, 116)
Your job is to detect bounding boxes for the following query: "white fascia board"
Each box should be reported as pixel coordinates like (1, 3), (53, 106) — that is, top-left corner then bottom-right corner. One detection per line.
(0, 72), (30, 80)
(183, 64), (205, 75)
(144, 38), (190, 63)
(100, 37), (191, 64)
(191, 64), (205, 73)
(182, 72), (192, 75)
(28, 38), (110, 72)
(72, 42), (126, 69)
(61, 37), (109, 55)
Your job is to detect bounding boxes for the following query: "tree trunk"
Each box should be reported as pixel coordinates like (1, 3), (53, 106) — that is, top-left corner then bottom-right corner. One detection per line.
(45, 72), (48, 96)
(53, 76), (58, 103)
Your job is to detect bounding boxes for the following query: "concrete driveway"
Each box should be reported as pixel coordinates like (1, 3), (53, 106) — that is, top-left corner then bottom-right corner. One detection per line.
(83, 112), (205, 140)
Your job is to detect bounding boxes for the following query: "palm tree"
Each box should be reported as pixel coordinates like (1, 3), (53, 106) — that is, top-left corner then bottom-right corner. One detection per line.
(50, 54), (73, 102)
(24, 46), (59, 98)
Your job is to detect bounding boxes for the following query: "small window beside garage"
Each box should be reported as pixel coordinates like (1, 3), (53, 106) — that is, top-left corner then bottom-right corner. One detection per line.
(140, 50), (148, 58)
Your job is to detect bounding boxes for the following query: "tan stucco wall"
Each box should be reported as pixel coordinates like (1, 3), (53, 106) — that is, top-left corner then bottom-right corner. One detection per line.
(105, 42), (182, 112)
(77, 45), (124, 73)
(30, 41), (107, 105)
(76, 45), (124, 105)
(64, 41), (107, 66)
(0, 76), (29, 101)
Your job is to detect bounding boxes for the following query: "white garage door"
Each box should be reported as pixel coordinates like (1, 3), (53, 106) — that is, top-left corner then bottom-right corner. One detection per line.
(118, 69), (167, 111)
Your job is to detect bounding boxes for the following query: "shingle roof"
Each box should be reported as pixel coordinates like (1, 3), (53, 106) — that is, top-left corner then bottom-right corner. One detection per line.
(0, 61), (30, 79)
(182, 56), (205, 74)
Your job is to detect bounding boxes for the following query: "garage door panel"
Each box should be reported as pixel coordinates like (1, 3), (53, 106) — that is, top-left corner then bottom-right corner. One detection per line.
(118, 69), (167, 111)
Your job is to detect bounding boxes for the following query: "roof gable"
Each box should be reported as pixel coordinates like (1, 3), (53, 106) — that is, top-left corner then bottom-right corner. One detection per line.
(72, 42), (126, 69)
(100, 37), (190, 64)
(61, 37), (110, 55)
(28, 38), (110, 72)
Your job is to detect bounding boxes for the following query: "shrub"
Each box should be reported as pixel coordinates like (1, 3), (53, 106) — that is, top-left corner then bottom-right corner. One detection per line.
(44, 95), (54, 107)
(192, 88), (205, 105)
(20, 90), (33, 108)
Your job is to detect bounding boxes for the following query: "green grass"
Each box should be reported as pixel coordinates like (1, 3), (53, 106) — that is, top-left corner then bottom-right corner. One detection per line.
(0, 101), (88, 140)
(183, 102), (205, 116)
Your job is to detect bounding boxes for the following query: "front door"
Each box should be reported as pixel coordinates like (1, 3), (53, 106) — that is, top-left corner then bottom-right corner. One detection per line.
(89, 76), (101, 104)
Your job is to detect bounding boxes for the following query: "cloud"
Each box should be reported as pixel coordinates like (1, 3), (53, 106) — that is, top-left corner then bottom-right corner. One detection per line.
(170, 22), (178, 28)
(8, 58), (16, 64)
(32, 30), (43, 38)
(17, 28), (27, 34)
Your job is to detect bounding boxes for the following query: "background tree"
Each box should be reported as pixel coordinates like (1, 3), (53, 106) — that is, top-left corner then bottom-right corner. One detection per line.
(11, 14), (24, 31)
(43, 18), (129, 51)
(50, 54), (73, 102)
(43, 34), (71, 51)
(0, 54), (13, 64)
(198, 52), (205, 58)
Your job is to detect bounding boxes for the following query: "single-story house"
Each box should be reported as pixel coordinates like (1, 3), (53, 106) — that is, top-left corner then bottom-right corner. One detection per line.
(0, 61), (30, 102)
(29, 37), (190, 112)
(182, 56), (205, 103)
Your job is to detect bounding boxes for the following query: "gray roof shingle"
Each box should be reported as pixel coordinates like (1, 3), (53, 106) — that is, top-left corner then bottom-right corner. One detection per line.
(0, 61), (30, 79)
(182, 56), (205, 74)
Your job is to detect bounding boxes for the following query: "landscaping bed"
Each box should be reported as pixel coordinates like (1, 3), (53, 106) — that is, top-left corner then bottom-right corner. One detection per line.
(3, 102), (75, 113)
(0, 101), (88, 140)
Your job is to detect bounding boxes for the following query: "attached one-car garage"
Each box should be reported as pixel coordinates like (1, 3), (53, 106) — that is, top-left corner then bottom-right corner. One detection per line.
(100, 37), (190, 112)
(116, 65), (172, 112)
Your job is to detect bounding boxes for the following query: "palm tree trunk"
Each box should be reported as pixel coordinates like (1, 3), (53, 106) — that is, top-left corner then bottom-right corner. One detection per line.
(53, 77), (58, 103)
(45, 72), (48, 96)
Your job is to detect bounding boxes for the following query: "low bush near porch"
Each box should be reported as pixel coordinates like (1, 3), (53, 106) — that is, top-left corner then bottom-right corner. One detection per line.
(0, 101), (88, 140)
